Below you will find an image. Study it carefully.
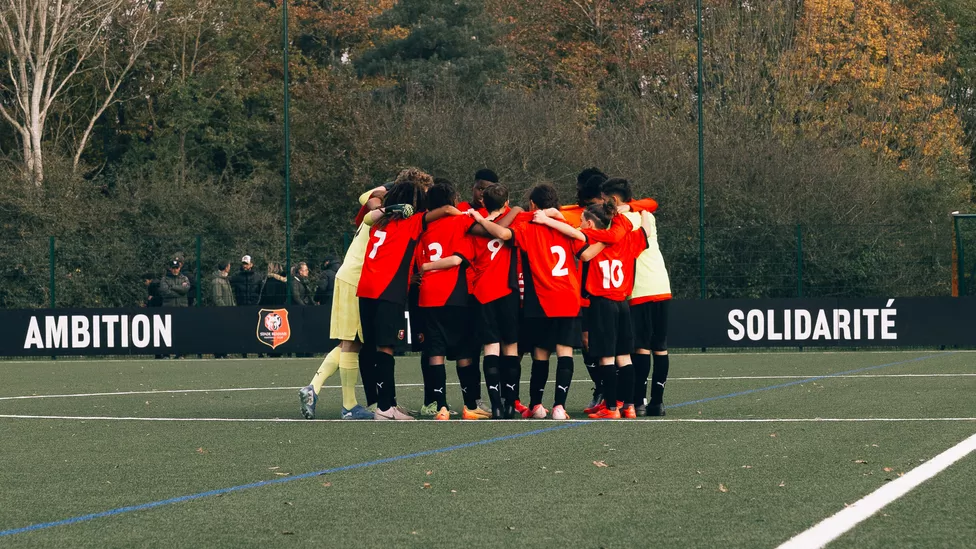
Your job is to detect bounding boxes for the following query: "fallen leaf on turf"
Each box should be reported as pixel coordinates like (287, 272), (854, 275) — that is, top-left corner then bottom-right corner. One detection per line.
(741, 465), (752, 469)
(268, 466), (280, 470)
(898, 472), (905, 477)
(426, 470), (432, 476)
(450, 490), (457, 493)
(422, 483), (431, 489)
(281, 531), (294, 535)
(284, 502), (293, 506)
(718, 484), (729, 493)
(853, 459), (867, 464)
(507, 526), (516, 531)
(883, 467), (893, 472)
(593, 461), (609, 468)
(411, 531), (417, 535)
(274, 472), (289, 476)
(872, 444), (879, 447)
(778, 481), (786, 487)
(554, 471), (563, 474)
(770, 433), (777, 438)
(322, 482), (332, 487)
(696, 485), (703, 489)
(196, 448), (207, 454)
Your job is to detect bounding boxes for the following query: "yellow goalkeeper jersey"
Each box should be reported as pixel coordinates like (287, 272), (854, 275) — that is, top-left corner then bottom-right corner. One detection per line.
(622, 211), (672, 304)
(335, 190), (376, 286)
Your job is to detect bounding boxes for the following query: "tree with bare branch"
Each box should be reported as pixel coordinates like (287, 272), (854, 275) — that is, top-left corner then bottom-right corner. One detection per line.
(0, 0), (158, 185)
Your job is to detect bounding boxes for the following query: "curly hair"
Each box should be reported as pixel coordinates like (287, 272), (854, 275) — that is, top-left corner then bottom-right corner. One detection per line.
(394, 167), (434, 190)
(376, 180), (428, 228)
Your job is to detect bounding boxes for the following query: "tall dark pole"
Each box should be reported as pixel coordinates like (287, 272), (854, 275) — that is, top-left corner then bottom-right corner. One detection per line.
(282, 0), (292, 304)
(696, 0), (706, 299)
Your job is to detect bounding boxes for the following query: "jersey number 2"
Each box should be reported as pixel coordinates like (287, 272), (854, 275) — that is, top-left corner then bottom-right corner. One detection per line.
(550, 246), (569, 277)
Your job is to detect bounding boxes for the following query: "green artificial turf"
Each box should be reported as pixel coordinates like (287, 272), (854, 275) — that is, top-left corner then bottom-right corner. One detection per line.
(0, 351), (973, 548)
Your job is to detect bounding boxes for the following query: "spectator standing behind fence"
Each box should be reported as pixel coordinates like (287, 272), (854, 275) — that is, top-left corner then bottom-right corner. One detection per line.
(260, 262), (288, 306)
(142, 273), (161, 308)
(174, 252), (196, 307)
(231, 255), (263, 306)
(315, 256), (339, 308)
(157, 257), (190, 307)
(208, 261), (237, 307)
(291, 262), (314, 306)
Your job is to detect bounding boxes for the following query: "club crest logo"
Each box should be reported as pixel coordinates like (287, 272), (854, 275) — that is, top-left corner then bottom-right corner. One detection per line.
(257, 309), (291, 349)
(398, 329), (405, 341)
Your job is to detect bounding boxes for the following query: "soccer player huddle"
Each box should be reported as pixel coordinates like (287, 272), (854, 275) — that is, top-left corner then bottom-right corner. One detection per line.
(299, 166), (672, 421)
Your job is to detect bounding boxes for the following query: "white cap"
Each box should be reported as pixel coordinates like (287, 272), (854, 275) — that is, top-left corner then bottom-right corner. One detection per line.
(241, 255), (252, 264)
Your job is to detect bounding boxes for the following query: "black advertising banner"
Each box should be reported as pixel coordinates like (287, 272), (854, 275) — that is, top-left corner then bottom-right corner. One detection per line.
(0, 297), (974, 356)
(668, 297), (976, 348)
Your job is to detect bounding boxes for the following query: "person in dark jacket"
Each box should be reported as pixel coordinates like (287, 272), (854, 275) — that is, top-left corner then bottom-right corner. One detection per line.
(291, 261), (314, 306)
(314, 256), (340, 307)
(157, 258), (190, 307)
(174, 252), (197, 307)
(143, 273), (161, 308)
(208, 261), (237, 307)
(260, 262), (288, 306)
(231, 255), (263, 306)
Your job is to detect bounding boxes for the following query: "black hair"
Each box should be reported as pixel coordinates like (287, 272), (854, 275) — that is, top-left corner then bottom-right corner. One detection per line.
(141, 273), (154, 281)
(577, 167), (606, 188)
(577, 173), (608, 206)
(427, 179), (458, 209)
(474, 168), (499, 183)
(216, 261), (230, 271)
(377, 181), (428, 228)
(528, 183), (559, 210)
(482, 183), (509, 212)
(583, 201), (617, 229)
(601, 177), (633, 202)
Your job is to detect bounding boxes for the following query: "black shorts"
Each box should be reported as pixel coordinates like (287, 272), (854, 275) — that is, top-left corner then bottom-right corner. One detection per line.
(587, 296), (633, 358)
(424, 306), (477, 361)
(359, 297), (407, 349)
(528, 316), (582, 352)
(581, 304), (590, 333)
(407, 285), (426, 352)
(631, 299), (669, 351)
(478, 292), (520, 345)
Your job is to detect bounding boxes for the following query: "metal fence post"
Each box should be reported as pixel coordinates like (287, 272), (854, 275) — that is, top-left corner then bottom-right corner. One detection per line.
(195, 235), (202, 307)
(954, 214), (966, 296)
(49, 236), (55, 308)
(796, 224), (803, 298)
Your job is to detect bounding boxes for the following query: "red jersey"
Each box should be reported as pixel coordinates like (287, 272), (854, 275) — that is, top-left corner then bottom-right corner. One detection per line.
(581, 228), (649, 301)
(510, 218), (587, 318)
(418, 215), (476, 307)
(461, 212), (518, 304)
(457, 202), (488, 216)
(357, 214), (427, 304)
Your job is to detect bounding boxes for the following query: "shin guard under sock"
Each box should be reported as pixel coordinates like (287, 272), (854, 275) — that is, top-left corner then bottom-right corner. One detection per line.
(529, 359), (549, 407)
(650, 353), (670, 405)
(553, 356), (574, 407)
(483, 355), (502, 409)
(632, 353), (652, 405)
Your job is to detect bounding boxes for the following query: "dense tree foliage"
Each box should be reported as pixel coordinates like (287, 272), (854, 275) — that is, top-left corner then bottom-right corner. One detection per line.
(0, 0), (974, 307)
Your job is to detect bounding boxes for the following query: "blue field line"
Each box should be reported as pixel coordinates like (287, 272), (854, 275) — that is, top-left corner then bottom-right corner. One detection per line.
(0, 351), (951, 538)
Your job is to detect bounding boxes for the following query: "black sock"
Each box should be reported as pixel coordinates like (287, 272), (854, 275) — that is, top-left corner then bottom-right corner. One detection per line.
(501, 355), (520, 404)
(632, 353), (651, 406)
(469, 355), (482, 400)
(529, 359), (549, 407)
(554, 356), (574, 407)
(650, 353), (670, 405)
(483, 355), (502, 408)
(375, 352), (395, 411)
(421, 352), (434, 406)
(617, 364), (635, 407)
(601, 365), (617, 410)
(430, 363), (448, 409)
(583, 351), (600, 392)
(359, 346), (377, 406)
(457, 365), (479, 409)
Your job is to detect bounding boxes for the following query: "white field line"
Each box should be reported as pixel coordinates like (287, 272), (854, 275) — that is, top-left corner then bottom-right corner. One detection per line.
(0, 415), (974, 424)
(1, 373), (973, 402)
(0, 350), (968, 366)
(777, 431), (976, 549)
